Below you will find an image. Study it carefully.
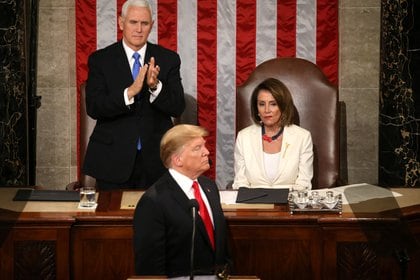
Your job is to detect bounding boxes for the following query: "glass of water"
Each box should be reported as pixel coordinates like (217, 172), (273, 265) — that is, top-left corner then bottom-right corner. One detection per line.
(309, 191), (322, 209)
(295, 190), (309, 209)
(323, 190), (338, 209)
(79, 186), (96, 207)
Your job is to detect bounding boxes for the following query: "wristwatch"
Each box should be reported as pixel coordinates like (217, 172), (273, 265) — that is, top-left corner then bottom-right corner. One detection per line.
(150, 80), (159, 91)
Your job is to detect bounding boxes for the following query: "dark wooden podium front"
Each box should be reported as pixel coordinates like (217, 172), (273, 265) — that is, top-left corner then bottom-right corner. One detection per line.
(1, 188), (420, 280)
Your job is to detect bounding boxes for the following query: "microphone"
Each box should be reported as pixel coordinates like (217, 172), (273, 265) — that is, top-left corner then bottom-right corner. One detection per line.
(188, 199), (199, 280)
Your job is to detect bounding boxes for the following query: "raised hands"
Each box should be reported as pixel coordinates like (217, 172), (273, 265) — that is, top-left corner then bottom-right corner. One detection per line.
(127, 56), (160, 100)
(146, 57), (160, 90)
(128, 63), (149, 100)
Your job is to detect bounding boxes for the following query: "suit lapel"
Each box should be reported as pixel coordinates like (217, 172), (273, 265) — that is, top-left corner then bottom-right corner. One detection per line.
(164, 172), (216, 250)
(144, 42), (154, 66)
(198, 178), (217, 216)
(163, 173), (191, 213)
(165, 173), (212, 239)
(276, 126), (293, 178)
(196, 177), (217, 248)
(113, 41), (134, 85)
(251, 126), (266, 178)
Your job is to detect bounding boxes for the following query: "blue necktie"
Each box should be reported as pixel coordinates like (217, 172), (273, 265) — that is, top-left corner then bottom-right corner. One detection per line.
(132, 52), (142, 150)
(132, 52), (141, 80)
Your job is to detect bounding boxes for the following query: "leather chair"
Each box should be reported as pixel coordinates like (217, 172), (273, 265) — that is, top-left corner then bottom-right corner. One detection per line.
(236, 57), (339, 189)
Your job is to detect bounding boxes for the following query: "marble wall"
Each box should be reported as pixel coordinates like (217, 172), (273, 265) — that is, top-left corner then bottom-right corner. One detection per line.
(379, 0), (419, 187)
(339, 0), (381, 184)
(35, 0), (382, 189)
(36, 0), (76, 188)
(0, 0), (34, 186)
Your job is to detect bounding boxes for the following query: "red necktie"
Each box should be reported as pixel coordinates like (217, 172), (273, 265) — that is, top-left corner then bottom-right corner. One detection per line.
(192, 181), (215, 249)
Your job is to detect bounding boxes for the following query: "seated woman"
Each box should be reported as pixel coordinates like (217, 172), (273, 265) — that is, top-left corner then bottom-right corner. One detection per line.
(232, 78), (313, 190)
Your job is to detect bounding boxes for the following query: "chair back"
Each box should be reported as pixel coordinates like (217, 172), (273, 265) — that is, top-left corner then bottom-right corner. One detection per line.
(236, 57), (339, 189)
(78, 83), (96, 188)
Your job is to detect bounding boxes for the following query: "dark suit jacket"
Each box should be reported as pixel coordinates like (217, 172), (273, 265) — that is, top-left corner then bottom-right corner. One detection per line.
(82, 41), (185, 185)
(133, 172), (231, 277)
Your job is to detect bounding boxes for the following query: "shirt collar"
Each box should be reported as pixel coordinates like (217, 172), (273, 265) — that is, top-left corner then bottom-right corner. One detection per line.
(168, 168), (196, 198)
(122, 40), (147, 65)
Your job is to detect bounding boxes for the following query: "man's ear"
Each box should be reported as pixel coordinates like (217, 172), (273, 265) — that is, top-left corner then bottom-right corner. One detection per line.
(118, 16), (124, 31)
(172, 153), (183, 167)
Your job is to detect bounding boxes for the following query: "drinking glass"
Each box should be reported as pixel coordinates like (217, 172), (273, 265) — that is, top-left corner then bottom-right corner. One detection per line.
(79, 186), (96, 207)
(323, 190), (337, 209)
(310, 191), (322, 209)
(295, 190), (308, 209)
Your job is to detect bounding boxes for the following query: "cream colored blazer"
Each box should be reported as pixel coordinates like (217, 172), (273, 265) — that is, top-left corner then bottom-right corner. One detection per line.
(233, 124), (313, 190)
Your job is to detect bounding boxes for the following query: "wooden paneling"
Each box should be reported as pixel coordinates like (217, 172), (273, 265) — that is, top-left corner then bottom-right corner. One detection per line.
(71, 225), (135, 280)
(228, 224), (322, 280)
(1, 190), (420, 280)
(0, 221), (72, 280)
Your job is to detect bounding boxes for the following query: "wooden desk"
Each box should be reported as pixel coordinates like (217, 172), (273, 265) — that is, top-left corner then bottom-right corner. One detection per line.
(1, 188), (420, 280)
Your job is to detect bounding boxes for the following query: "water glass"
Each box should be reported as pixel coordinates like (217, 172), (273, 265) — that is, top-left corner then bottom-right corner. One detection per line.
(79, 186), (96, 207)
(310, 191), (322, 209)
(323, 190), (337, 209)
(295, 190), (309, 209)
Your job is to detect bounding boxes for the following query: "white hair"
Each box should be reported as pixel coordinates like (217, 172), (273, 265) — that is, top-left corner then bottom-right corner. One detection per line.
(121, 0), (153, 18)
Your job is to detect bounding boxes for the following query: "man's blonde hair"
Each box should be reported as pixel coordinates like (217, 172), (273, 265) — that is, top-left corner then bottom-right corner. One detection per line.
(160, 124), (209, 168)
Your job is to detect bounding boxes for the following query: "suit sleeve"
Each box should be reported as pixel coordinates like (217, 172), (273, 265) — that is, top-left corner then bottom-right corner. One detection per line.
(295, 130), (314, 189)
(133, 194), (166, 275)
(85, 51), (132, 120)
(150, 51), (185, 118)
(232, 130), (251, 189)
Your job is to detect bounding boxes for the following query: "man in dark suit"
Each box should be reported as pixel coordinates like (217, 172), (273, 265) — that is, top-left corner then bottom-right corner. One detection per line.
(83, 0), (185, 190)
(133, 124), (231, 277)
